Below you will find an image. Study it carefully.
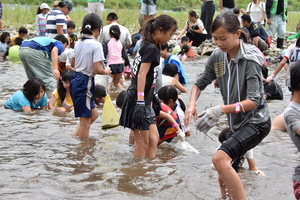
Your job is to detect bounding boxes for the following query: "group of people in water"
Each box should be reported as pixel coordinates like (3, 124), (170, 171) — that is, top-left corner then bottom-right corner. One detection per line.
(2, 0), (300, 198)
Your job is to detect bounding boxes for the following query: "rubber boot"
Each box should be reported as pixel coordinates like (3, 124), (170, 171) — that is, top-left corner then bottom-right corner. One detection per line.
(277, 38), (284, 49)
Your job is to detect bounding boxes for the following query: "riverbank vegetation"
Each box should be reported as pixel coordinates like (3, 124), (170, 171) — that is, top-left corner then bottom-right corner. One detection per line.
(2, 0), (300, 11)
(2, 1), (300, 33)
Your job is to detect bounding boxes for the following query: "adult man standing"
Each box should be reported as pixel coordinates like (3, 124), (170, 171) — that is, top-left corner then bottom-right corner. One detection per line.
(200, 0), (215, 40)
(46, 0), (73, 39)
(140, 0), (156, 23)
(88, 0), (105, 19)
(100, 12), (132, 49)
(241, 14), (269, 52)
(219, 0), (236, 13)
(266, 0), (288, 48)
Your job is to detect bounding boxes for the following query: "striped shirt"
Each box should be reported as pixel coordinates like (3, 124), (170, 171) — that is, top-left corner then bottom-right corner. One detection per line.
(46, 8), (67, 38)
(36, 13), (48, 33)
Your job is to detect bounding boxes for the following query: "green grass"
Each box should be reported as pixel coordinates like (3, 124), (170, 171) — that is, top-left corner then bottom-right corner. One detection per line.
(2, 3), (300, 34)
(2, 0), (300, 11)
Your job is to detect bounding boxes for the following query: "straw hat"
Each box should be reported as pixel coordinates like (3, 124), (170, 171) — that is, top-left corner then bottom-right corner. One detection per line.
(53, 1), (60, 7)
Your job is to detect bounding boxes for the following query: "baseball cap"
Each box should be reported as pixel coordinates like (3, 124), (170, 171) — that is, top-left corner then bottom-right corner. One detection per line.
(62, 0), (73, 11)
(40, 3), (50, 10)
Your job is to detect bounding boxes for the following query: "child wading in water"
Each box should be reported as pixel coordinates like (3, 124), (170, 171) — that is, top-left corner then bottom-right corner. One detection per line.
(70, 13), (111, 139)
(119, 14), (178, 158)
(4, 77), (48, 112)
(184, 12), (270, 199)
(48, 69), (75, 112)
(103, 25), (129, 90)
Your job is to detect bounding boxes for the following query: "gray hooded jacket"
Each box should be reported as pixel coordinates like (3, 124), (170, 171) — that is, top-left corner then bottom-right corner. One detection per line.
(195, 41), (270, 132)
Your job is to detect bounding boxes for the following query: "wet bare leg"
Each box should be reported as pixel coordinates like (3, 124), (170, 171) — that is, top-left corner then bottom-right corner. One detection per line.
(213, 150), (247, 200)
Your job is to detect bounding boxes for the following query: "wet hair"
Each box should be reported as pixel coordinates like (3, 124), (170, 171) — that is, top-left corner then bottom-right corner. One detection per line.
(233, 7), (240, 15)
(54, 34), (69, 45)
(81, 13), (102, 40)
(261, 65), (268, 79)
(143, 14), (177, 44)
(109, 25), (121, 40)
(177, 44), (190, 56)
(157, 85), (186, 112)
(67, 20), (76, 29)
(18, 27), (28, 34)
(241, 14), (252, 23)
(188, 10), (199, 19)
(160, 43), (169, 51)
(219, 127), (229, 143)
(14, 37), (23, 46)
(211, 12), (248, 43)
(116, 90), (126, 108)
(290, 59), (300, 93)
(23, 77), (46, 103)
(57, 69), (74, 104)
(106, 12), (118, 21)
(163, 63), (178, 77)
(0, 32), (10, 43)
(94, 85), (107, 103)
(181, 36), (190, 43)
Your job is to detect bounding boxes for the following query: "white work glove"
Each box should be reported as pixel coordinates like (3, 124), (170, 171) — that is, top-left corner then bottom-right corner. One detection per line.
(266, 74), (276, 82)
(196, 105), (223, 133)
(176, 130), (186, 141)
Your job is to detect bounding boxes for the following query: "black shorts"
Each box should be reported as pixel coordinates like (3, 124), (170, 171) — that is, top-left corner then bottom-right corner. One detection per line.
(109, 63), (124, 74)
(218, 118), (271, 161)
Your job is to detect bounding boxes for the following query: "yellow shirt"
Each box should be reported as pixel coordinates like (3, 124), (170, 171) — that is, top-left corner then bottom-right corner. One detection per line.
(11, 35), (25, 46)
(52, 89), (73, 107)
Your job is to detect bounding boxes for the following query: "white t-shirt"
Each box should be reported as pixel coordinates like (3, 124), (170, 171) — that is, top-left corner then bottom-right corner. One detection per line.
(74, 38), (105, 77)
(246, 2), (266, 25)
(58, 48), (74, 66)
(100, 22), (132, 46)
(284, 44), (300, 87)
(192, 19), (207, 35)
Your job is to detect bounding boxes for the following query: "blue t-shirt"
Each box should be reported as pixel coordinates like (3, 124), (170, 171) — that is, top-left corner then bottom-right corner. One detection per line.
(21, 37), (64, 56)
(4, 90), (48, 111)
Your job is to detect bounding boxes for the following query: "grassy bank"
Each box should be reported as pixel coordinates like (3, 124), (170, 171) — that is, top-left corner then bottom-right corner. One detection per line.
(2, 0), (300, 11)
(2, 4), (300, 34)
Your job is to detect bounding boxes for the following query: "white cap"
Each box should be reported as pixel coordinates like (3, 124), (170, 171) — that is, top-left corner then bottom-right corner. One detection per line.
(40, 3), (50, 10)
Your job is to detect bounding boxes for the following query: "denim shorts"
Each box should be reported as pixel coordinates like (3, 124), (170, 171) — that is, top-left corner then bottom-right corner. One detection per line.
(218, 118), (271, 161)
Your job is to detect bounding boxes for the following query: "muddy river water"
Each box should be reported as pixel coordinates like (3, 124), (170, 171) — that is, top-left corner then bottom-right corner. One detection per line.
(0, 55), (297, 200)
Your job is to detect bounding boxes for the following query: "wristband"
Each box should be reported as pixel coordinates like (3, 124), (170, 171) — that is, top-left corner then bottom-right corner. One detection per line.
(136, 100), (145, 105)
(234, 103), (240, 113)
(137, 92), (144, 96)
(172, 122), (178, 127)
(238, 103), (245, 113)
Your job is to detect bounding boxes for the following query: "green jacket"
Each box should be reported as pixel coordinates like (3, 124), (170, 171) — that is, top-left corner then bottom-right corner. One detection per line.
(267, 0), (288, 21)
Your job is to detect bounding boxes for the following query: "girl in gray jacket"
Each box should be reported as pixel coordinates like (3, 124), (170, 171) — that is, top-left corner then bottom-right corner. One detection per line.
(184, 12), (270, 200)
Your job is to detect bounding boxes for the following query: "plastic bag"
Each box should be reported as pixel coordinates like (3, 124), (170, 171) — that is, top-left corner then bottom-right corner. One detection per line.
(101, 95), (120, 130)
(175, 140), (199, 154)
